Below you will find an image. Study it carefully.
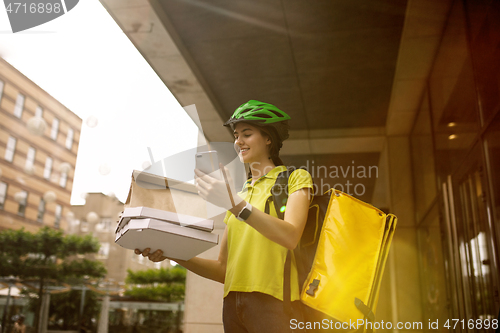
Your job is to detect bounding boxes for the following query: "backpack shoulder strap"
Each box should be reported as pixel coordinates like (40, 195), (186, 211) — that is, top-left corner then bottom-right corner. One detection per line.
(263, 167), (294, 218)
(264, 166), (300, 219)
(264, 167), (302, 318)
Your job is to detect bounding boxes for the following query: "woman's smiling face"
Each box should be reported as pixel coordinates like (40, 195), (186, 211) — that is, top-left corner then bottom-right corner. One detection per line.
(233, 122), (271, 163)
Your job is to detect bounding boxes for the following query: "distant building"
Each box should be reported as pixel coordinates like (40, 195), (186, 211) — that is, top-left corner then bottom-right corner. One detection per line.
(71, 192), (170, 283)
(0, 57), (81, 232)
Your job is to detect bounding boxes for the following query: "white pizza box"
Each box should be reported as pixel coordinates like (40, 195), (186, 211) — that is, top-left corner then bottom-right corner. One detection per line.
(116, 207), (214, 233)
(115, 218), (219, 261)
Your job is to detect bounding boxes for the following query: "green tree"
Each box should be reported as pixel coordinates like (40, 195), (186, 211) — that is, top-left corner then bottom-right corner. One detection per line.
(50, 289), (100, 330)
(123, 266), (186, 333)
(0, 227), (106, 330)
(124, 266), (186, 302)
(22, 287), (100, 331)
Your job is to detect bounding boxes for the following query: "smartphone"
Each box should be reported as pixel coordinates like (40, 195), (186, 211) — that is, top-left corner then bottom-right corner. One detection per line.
(196, 151), (221, 179)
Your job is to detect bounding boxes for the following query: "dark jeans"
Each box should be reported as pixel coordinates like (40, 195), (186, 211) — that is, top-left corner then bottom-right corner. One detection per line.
(223, 291), (305, 333)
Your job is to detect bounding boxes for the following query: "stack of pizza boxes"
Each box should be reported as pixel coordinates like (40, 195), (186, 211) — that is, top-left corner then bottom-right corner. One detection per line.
(115, 170), (218, 260)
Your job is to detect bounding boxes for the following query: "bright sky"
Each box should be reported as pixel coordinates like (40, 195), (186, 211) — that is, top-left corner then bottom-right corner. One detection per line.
(0, 1), (199, 205)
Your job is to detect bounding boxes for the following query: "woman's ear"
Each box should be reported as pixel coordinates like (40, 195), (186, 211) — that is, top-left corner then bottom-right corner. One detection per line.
(266, 139), (272, 153)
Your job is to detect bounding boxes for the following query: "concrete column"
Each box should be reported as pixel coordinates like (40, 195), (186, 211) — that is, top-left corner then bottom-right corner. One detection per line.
(98, 295), (110, 333)
(386, 136), (423, 331)
(183, 217), (225, 333)
(38, 293), (50, 333)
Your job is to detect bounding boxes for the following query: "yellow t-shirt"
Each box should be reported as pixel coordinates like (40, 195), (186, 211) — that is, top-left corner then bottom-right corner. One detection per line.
(223, 165), (313, 301)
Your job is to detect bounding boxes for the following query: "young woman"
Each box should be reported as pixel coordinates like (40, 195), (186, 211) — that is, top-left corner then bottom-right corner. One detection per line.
(136, 100), (313, 332)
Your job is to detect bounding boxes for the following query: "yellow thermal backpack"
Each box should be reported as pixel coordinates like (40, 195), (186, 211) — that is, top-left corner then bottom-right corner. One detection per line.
(265, 168), (397, 332)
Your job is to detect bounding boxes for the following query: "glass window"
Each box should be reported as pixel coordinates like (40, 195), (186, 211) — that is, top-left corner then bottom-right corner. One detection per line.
(43, 157), (53, 179)
(485, 111), (500, 234)
(429, 0), (480, 184)
(0, 80), (4, 101)
(96, 242), (110, 259)
(5, 136), (16, 162)
(411, 91), (437, 222)
(54, 204), (62, 228)
(25, 147), (36, 169)
(17, 190), (28, 216)
(417, 203), (450, 323)
(0, 182), (7, 209)
(451, 144), (498, 321)
(50, 118), (59, 140)
(95, 218), (112, 232)
(59, 172), (67, 188)
(37, 198), (45, 223)
(66, 128), (74, 150)
(13, 93), (25, 118)
(466, 0), (500, 126)
(35, 106), (43, 117)
(81, 220), (89, 232)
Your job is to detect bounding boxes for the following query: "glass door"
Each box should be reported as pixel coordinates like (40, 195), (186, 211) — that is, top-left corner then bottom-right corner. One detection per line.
(442, 143), (499, 331)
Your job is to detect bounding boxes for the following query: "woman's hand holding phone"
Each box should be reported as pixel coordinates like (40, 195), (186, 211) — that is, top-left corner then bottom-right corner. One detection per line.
(195, 163), (242, 210)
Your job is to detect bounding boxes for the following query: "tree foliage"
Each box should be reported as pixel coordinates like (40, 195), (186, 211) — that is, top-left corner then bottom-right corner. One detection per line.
(22, 288), (100, 331)
(124, 266), (186, 302)
(0, 227), (106, 280)
(126, 266), (186, 285)
(0, 227), (107, 331)
(49, 289), (100, 331)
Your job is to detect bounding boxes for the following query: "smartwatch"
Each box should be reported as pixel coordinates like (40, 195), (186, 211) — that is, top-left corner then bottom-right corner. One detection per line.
(236, 202), (253, 221)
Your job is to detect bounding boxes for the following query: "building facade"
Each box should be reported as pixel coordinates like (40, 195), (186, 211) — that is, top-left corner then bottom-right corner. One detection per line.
(410, 0), (500, 323)
(0, 57), (81, 232)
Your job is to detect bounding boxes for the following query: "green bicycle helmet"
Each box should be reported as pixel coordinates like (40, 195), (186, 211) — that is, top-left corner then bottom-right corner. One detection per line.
(224, 100), (291, 142)
(224, 100), (291, 125)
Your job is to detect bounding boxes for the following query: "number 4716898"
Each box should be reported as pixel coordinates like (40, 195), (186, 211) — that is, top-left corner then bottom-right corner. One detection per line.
(6, 2), (61, 14)
(444, 319), (498, 330)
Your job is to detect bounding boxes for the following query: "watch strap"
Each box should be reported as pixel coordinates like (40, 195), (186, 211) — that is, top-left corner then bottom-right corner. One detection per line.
(237, 202), (252, 221)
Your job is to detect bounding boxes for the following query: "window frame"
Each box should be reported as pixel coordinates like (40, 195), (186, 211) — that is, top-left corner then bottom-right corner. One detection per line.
(17, 190), (28, 216)
(25, 147), (36, 169)
(54, 204), (62, 228)
(96, 242), (110, 259)
(65, 128), (74, 150)
(13, 93), (25, 118)
(59, 172), (67, 188)
(43, 156), (53, 179)
(50, 118), (59, 140)
(37, 198), (46, 223)
(81, 220), (89, 232)
(0, 182), (7, 210)
(95, 217), (112, 232)
(0, 80), (4, 102)
(5, 136), (17, 162)
(35, 106), (43, 117)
